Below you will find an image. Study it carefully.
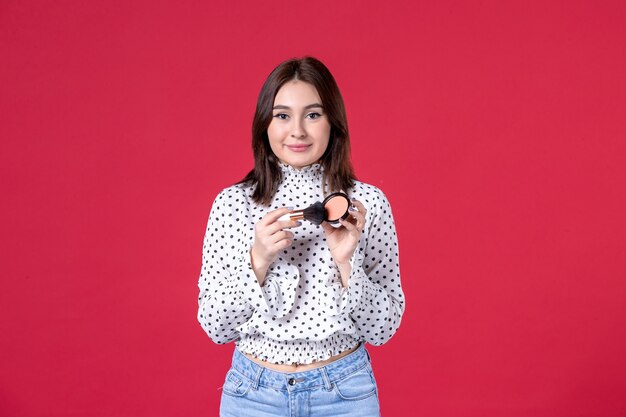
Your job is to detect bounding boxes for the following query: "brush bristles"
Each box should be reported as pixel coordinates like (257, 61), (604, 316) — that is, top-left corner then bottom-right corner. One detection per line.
(302, 201), (326, 225)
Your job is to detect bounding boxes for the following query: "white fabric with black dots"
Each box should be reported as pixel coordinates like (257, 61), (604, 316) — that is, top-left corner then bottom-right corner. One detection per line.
(197, 163), (405, 365)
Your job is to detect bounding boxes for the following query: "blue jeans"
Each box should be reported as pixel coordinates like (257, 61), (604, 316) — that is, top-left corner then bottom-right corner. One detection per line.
(219, 344), (381, 417)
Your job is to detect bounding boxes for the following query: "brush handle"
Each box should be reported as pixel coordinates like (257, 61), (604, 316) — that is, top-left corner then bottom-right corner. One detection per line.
(278, 210), (304, 222)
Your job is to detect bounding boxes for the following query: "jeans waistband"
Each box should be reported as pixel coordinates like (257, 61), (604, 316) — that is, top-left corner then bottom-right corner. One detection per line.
(230, 344), (369, 391)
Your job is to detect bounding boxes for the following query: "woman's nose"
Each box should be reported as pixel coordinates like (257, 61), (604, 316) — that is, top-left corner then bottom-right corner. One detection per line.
(290, 119), (306, 138)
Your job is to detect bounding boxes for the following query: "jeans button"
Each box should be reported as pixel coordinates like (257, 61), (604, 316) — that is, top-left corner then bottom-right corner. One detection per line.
(288, 378), (296, 386)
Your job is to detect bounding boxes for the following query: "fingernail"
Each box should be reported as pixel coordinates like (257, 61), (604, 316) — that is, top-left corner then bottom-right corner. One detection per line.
(295, 221), (302, 226)
(349, 205), (357, 212)
(287, 206), (294, 210)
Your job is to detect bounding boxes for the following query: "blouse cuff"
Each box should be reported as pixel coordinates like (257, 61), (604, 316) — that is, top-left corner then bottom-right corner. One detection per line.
(322, 251), (369, 316)
(237, 244), (299, 319)
(261, 263), (300, 318)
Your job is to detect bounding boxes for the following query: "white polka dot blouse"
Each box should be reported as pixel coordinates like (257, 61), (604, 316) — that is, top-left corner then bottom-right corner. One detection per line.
(197, 163), (405, 365)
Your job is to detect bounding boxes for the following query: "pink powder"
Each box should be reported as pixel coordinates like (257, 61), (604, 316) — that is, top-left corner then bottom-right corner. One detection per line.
(325, 195), (349, 221)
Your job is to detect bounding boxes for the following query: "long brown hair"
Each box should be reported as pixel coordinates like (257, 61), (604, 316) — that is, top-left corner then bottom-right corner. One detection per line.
(239, 57), (356, 205)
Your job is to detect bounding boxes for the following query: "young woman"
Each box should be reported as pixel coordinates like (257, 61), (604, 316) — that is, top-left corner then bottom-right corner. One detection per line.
(198, 57), (405, 417)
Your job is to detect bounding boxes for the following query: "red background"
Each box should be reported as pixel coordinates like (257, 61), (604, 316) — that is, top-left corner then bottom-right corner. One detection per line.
(2, 1), (626, 416)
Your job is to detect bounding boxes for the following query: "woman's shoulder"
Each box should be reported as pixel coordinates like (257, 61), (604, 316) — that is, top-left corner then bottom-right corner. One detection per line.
(349, 180), (391, 207)
(211, 182), (254, 210)
(349, 180), (396, 228)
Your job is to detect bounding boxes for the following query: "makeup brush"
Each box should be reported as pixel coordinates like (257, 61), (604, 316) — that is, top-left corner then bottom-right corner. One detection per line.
(279, 201), (326, 225)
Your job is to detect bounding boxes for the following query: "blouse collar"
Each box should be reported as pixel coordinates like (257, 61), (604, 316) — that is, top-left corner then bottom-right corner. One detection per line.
(279, 162), (324, 180)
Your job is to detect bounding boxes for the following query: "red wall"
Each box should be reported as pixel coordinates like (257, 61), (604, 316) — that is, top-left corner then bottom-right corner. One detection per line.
(2, 1), (625, 416)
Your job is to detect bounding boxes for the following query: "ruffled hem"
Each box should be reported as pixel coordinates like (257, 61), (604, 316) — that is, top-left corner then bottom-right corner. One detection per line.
(236, 333), (360, 365)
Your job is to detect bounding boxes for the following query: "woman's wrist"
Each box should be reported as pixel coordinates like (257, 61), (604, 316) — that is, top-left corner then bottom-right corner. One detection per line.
(249, 247), (269, 286)
(336, 261), (352, 287)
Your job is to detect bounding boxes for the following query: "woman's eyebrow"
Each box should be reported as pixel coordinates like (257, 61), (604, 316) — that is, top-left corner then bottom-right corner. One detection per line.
(272, 103), (324, 110)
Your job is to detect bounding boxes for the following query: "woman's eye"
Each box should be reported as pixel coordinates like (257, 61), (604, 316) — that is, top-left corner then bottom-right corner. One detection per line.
(306, 112), (322, 119)
(273, 113), (289, 120)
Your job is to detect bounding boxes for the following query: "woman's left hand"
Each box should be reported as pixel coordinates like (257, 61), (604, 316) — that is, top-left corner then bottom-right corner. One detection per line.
(322, 199), (367, 285)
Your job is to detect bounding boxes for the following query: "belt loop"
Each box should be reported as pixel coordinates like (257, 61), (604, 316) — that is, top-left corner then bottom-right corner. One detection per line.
(320, 367), (333, 391)
(251, 364), (263, 391)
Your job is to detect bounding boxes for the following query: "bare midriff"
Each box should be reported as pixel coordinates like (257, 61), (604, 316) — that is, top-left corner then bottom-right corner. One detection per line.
(244, 345), (359, 372)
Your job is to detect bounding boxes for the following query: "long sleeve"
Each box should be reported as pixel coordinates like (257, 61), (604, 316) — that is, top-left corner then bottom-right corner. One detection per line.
(324, 187), (405, 345)
(197, 187), (299, 344)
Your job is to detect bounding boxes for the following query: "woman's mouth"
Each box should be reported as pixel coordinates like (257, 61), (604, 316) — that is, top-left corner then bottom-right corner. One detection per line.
(286, 144), (311, 152)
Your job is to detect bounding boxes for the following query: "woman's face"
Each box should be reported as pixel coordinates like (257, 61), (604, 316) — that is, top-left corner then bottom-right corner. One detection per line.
(267, 80), (331, 169)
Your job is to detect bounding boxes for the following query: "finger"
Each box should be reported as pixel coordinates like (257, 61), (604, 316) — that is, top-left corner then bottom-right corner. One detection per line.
(261, 229), (292, 244)
(257, 230), (293, 253)
(276, 237), (293, 249)
(349, 209), (366, 229)
(272, 230), (294, 243)
(259, 208), (300, 234)
(270, 230), (294, 248)
(261, 219), (301, 237)
(276, 219), (303, 230)
(339, 218), (358, 233)
(261, 207), (294, 225)
(320, 221), (337, 235)
(350, 199), (367, 216)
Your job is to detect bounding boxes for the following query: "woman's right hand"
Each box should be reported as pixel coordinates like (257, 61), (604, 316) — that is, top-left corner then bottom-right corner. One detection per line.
(250, 207), (300, 285)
